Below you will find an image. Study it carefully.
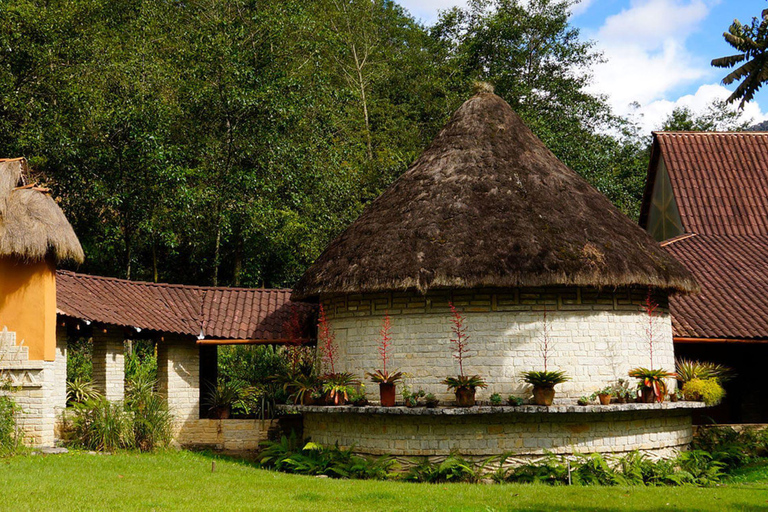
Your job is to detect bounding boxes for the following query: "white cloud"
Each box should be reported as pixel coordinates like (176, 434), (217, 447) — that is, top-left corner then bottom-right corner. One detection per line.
(632, 83), (768, 133)
(570, 0), (595, 16)
(590, 0), (736, 129)
(588, 0), (713, 116)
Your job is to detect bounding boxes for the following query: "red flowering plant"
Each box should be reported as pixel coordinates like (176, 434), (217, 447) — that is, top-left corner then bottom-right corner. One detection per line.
(442, 303), (486, 406)
(629, 288), (676, 403)
(366, 313), (403, 385)
(318, 305), (357, 405)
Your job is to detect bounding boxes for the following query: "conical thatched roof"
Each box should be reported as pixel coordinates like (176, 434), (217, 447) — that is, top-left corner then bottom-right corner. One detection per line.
(292, 90), (697, 300)
(0, 158), (84, 263)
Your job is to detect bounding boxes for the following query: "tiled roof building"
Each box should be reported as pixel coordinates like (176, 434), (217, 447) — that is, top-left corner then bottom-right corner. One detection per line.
(640, 131), (768, 422)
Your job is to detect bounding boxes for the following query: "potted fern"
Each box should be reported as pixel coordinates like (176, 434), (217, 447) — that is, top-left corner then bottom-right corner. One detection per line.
(205, 380), (242, 419)
(366, 313), (403, 407)
(442, 303), (486, 407)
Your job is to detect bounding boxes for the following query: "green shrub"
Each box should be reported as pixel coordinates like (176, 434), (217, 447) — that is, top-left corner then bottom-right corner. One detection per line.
(572, 453), (626, 486)
(66, 377), (101, 406)
(683, 378), (725, 406)
(505, 455), (569, 484)
(693, 426), (768, 470)
(70, 399), (134, 451)
(402, 453), (480, 483)
(66, 337), (93, 382)
(0, 395), (18, 455)
(69, 379), (173, 452)
(126, 376), (173, 452)
(125, 340), (157, 383)
(258, 432), (395, 479)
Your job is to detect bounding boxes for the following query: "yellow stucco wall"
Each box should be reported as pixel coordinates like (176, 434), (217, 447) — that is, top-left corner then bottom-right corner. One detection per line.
(0, 256), (56, 361)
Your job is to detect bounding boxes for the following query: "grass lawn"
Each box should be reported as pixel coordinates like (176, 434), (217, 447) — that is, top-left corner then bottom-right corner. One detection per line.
(1, 451), (768, 512)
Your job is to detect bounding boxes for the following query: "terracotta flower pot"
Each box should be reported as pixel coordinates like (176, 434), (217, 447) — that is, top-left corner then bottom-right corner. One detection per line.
(213, 406), (231, 419)
(598, 393), (611, 406)
(301, 393), (315, 406)
(532, 386), (555, 406)
(379, 383), (396, 407)
(640, 388), (658, 403)
(455, 387), (476, 407)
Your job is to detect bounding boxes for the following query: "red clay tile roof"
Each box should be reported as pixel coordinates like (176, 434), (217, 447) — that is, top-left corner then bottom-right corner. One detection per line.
(639, 132), (768, 341)
(662, 234), (768, 340)
(650, 132), (768, 236)
(56, 271), (315, 341)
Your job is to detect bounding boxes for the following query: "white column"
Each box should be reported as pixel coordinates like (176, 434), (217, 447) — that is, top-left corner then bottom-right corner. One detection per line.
(92, 329), (125, 401)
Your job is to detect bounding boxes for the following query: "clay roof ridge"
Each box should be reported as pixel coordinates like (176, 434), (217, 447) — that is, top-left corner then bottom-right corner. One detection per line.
(55, 270), (292, 293)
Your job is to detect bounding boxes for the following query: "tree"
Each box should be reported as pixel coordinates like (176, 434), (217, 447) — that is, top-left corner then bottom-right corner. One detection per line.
(661, 100), (751, 132)
(712, 7), (768, 109)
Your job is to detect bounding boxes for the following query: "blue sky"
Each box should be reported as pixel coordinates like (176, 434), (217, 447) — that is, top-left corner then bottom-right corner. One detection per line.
(398, 0), (766, 132)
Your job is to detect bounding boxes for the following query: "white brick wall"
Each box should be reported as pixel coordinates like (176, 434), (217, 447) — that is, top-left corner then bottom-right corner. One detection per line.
(158, 336), (200, 425)
(0, 327), (66, 447)
(322, 288), (675, 401)
(92, 331), (125, 401)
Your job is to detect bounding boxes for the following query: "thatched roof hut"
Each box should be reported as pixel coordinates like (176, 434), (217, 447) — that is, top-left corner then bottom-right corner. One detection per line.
(0, 158), (84, 263)
(292, 89), (696, 300)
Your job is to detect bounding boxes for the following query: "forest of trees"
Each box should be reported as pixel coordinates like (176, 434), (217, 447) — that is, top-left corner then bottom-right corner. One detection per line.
(0, 0), (750, 288)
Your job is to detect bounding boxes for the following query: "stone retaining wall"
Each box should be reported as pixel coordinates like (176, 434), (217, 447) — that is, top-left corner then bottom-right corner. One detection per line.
(322, 287), (674, 401)
(302, 405), (697, 458)
(174, 419), (281, 451)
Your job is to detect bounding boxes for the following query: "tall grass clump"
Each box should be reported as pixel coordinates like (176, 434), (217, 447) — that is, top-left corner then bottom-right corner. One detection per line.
(69, 375), (172, 452)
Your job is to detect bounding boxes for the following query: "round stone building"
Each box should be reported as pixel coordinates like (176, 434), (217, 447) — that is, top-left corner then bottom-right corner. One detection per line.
(290, 87), (701, 459)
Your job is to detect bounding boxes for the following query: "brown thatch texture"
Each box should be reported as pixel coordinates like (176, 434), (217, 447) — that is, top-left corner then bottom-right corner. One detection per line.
(292, 92), (698, 300)
(0, 158), (84, 263)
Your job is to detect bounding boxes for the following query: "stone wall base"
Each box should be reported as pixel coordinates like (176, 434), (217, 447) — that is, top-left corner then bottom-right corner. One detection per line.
(303, 409), (694, 458)
(174, 416), (301, 452)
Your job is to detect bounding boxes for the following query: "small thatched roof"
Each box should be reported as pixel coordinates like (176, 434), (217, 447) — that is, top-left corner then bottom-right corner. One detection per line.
(0, 158), (84, 263)
(292, 89), (697, 300)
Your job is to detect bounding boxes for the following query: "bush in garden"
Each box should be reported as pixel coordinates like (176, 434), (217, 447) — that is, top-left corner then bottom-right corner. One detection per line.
(0, 395), (18, 455)
(69, 377), (173, 452)
(66, 336), (93, 382)
(126, 375), (173, 451)
(682, 378), (726, 406)
(70, 399), (134, 451)
(66, 377), (101, 406)
(258, 432), (396, 479)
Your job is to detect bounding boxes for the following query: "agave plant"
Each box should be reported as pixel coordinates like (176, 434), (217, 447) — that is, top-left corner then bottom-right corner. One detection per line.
(366, 369), (404, 385)
(675, 358), (734, 383)
(321, 372), (359, 405)
(66, 378), (102, 405)
(520, 370), (569, 388)
(628, 368), (675, 403)
(285, 373), (321, 405)
(442, 374), (487, 391)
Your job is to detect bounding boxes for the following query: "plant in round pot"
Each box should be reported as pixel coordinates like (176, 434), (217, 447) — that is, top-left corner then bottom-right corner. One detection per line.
(593, 386), (613, 405)
(521, 370), (569, 406)
(366, 313), (404, 406)
(322, 372), (358, 406)
(317, 305), (359, 405)
(204, 380), (242, 419)
(442, 303), (487, 407)
(443, 374), (487, 406)
(628, 367), (675, 403)
(286, 373), (321, 406)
